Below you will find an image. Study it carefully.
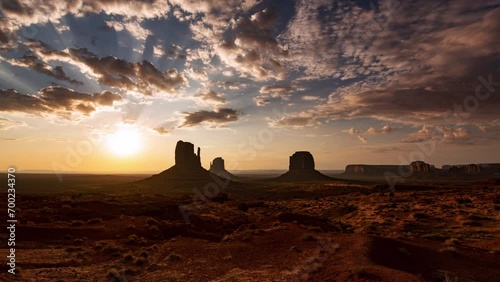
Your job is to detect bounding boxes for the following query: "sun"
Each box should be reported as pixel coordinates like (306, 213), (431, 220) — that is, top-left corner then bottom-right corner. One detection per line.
(106, 126), (142, 156)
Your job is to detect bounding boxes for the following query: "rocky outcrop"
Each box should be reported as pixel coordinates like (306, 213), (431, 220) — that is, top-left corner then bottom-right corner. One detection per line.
(289, 151), (315, 170)
(409, 161), (431, 174)
(276, 151), (333, 182)
(142, 140), (214, 182)
(209, 157), (237, 180)
(210, 157), (225, 173)
(344, 165), (405, 175)
(175, 140), (201, 172)
(444, 164), (481, 174)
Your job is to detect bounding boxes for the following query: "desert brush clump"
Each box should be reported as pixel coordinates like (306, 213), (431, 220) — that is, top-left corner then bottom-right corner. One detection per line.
(166, 253), (182, 262)
(70, 220), (85, 227)
(145, 217), (159, 226)
(301, 233), (317, 242)
(439, 246), (459, 256)
(87, 218), (103, 224)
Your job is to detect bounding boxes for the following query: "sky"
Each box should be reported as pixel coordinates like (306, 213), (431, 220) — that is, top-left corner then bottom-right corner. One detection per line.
(0, 0), (499, 173)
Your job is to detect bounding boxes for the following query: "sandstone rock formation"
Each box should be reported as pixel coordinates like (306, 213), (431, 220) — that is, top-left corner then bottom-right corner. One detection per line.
(409, 161), (431, 174)
(344, 165), (406, 175)
(209, 157), (237, 180)
(143, 140), (214, 182)
(210, 157), (225, 173)
(289, 151), (315, 170)
(276, 151), (333, 181)
(175, 140), (201, 172)
(444, 164), (481, 174)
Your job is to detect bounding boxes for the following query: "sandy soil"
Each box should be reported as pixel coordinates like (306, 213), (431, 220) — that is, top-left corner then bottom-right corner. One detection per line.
(0, 178), (499, 281)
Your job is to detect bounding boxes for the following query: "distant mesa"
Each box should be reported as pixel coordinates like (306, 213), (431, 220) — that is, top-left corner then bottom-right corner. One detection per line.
(344, 164), (403, 175)
(409, 161), (435, 174)
(443, 164), (482, 174)
(209, 157), (236, 180)
(343, 161), (500, 180)
(275, 151), (334, 181)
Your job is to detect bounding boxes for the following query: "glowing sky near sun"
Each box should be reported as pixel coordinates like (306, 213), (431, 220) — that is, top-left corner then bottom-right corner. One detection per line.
(0, 0), (499, 173)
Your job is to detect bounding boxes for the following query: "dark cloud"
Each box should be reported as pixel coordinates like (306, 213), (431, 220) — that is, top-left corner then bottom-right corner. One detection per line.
(66, 48), (186, 95)
(194, 89), (227, 104)
(0, 86), (122, 119)
(181, 108), (240, 127)
(9, 52), (83, 85)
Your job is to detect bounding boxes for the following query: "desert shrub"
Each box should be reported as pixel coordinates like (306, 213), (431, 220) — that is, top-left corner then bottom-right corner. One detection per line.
(467, 214), (490, 221)
(145, 218), (158, 226)
(439, 246), (459, 256)
(237, 203), (249, 212)
(135, 256), (148, 266)
(103, 243), (123, 254)
(61, 204), (72, 209)
(307, 226), (323, 232)
(422, 233), (447, 241)
(126, 224), (135, 230)
(336, 204), (358, 216)
(74, 238), (84, 245)
(93, 241), (105, 250)
(166, 253), (182, 262)
(457, 198), (472, 204)
(107, 268), (122, 280)
(139, 250), (149, 258)
(64, 235), (73, 241)
(42, 207), (54, 214)
(87, 218), (103, 225)
(301, 233), (317, 242)
(444, 238), (460, 246)
(462, 220), (482, 227)
(148, 225), (160, 233)
(123, 253), (134, 262)
(412, 212), (429, 220)
(71, 220), (85, 227)
(127, 234), (138, 244)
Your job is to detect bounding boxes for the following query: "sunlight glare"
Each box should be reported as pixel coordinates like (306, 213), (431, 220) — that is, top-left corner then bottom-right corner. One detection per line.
(106, 126), (142, 157)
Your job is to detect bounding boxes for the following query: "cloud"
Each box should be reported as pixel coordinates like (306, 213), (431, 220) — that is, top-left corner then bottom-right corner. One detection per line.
(175, 1), (287, 80)
(345, 125), (393, 135)
(268, 112), (320, 128)
(0, 117), (27, 130)
(254, 85), (292, 106)
(180, 107), (240, 127)
(194, 89), (227, 104)
(5, 38), (186, 96)
(8, 52), (83, 85)
(104, 20), (152, 40)
(323, 2), (499, 123)
(401, 125), (474, 145)
(401, 126), (434, 143)
(0, 86), (122, 119)
(302, 95), (320, 101)
(357, 135), (368, 144)
(67, 48), (186, 95)
(152, 126), (169, 135)
(0, 0), (169, 27)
